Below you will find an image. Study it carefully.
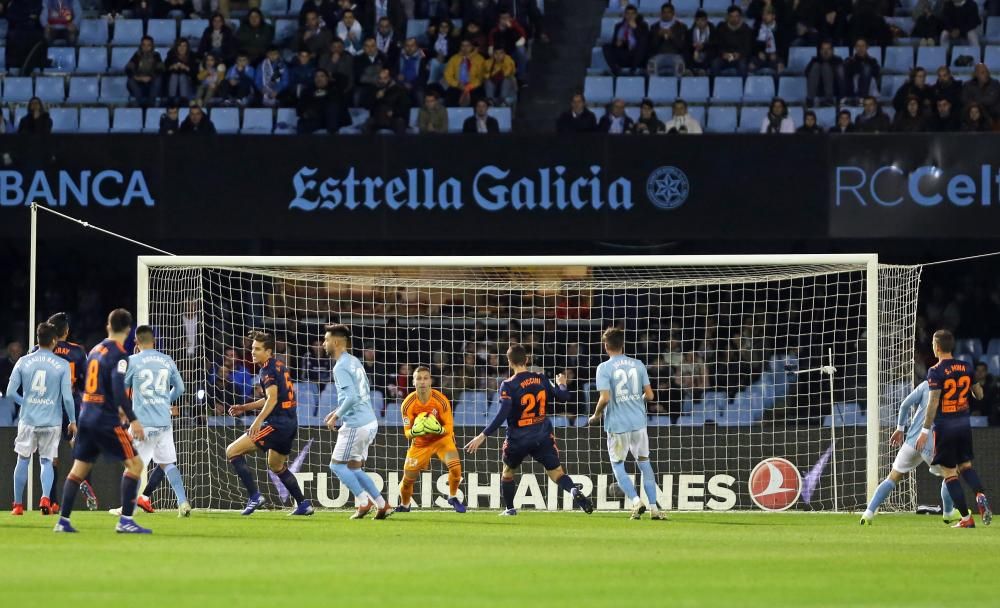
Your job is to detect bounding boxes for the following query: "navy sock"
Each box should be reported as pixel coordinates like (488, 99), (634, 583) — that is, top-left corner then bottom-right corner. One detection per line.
(121, 473), (140, 517)
(946, 476), (970, 517)
(60, 475), (81, 519)
(229, 456), (258, 497)
(501, 479), (516, 511)
(277, 468), (306, 504)
(143, 467), (166, 498)
(961, 468), (985, 495)
(555, 474), (577, 496)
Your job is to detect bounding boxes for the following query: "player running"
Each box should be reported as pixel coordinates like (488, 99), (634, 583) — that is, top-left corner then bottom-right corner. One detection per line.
(588, 327), (664, 520)
(465, 344), (594, 516)
(53, 309), (151, 534)
(394, 366), (465, 514)
(323, 324), (391, 520)
(7, 323), (76, 516)
(226, 331), (312, 516)
(915, 330), (993, 529)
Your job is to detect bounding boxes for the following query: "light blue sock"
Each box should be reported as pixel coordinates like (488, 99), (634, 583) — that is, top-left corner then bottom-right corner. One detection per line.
(13, 456), (29, 504)
(163, 464), (188, 505)
(39, 458), (53, 500)
(637, 460), (659, 509)
(353, 469), (385, 507)
(330, 463), (365, 500)
(941, 479), (955, 514)
(866, 478), (896, 514)
(610, 461), (638, 502)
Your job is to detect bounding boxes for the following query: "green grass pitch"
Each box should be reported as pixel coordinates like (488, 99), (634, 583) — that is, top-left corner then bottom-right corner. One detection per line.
(1, 509), (997, 607)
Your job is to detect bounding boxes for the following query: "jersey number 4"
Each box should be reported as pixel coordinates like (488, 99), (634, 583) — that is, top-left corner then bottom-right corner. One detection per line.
(30, 370), (47, 397)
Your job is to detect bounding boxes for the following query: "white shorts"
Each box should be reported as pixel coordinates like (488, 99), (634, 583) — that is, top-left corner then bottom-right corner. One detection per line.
(607, 428), (650, 462)
(14, 422), (61, 460)
(331, 420), (378, 463)
(130, 426), (177, 465)
(892, 443), (942, 477)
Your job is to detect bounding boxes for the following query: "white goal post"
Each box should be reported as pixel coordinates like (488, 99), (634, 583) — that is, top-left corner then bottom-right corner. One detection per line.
(136, 255), (921, 513)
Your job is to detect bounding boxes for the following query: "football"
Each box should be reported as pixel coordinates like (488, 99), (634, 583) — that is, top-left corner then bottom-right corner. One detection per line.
(422, 414), (444, 434)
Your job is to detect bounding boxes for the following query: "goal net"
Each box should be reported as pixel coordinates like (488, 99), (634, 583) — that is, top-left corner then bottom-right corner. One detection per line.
(137, 256), (921, 513)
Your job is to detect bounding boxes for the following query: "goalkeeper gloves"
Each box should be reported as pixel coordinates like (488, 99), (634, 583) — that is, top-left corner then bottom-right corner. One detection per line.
(410, 412), (429, 437)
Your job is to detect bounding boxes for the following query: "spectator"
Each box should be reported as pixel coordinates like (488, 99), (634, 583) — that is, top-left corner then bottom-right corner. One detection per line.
(910, 0), (944, 46)
(16, 97), (52, 134)
(463, 98), (500, 133)
(634, 98), (664, 134)
(365, 0), (406, 36)
(374, 16), (401, 65)
(961, 64), (1000, 124)
(42, 0), (82, 45)
(164, 38), (198, 107)
(602, 4), (649, 76)
(482, 47), (517, 107)
(962, 102), (993, 131)
(933, 66), (964, 110)
(797, 110), (823, 133)
(940, 0), (981, 48)
(353, 37), (388, 107)
(805, 41), (845, 106)
(688, 10), (714, 76)
(297, 68), (350, 133)
(816, 0), (849, 44)
(444, 39), (485, 106)
(711, 6), (753, 76)
(893, 67), (933, 113)
(461, 20), (489, 56)
(218, 51), (256, 106)
(179, 103), (217, 133)
(646, 2), (688, 77)
(209, 347), (253, 409)
(750, 6), (783, 75)
(300, 338), (331, 385)
(318, 39), (354, 95)
(335, 0), (365, 24)
(854, 95), (891, 132)
(255, 46), (289, 107)
(300, 0), (339, 29)
(555, 93), (597, 133)
(414, 0), (449, 20)
(971, 361), (1000, 421)
(488, 11), (529, 81)
(843, 38), (880, 101)
(195, 53), (226, 105)
(663, 99), (702, 133)
(397, 37), (429, 103)
(417, 88), (448, 132)
(829, 109), (854, 132)
(846, 0), (891, 48)
(427, 18), (458, 63)
(199, 12), (238, 64)
(158, 104), (181, 134)
(126, 36), (164, 108)
(598, 98), (635, 134)
(463, 0), (497, 30)
(927, 96), (961, 131)
(0, 341), (24, 389)
(335, 8), (363, 55)
(287, 49), (319, 103)
(299, 8), (335, 56)
(760, 97), (795, 132)
(364, 67), (410, 134)
(4, 0), (45, 74)
(891, 95), (928, 132)
(236, 8), (274, 65)
(789, 20), (820, 49)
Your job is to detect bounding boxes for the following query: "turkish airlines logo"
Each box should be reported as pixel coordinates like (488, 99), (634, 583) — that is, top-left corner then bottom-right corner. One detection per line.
(749, 458), (802, 512)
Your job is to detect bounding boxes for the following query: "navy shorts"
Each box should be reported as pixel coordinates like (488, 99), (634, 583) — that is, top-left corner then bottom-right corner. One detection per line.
(932, 423), (974, 468)
(73, 422), (137, 463)
(503, 433), (562, 471)
(252, 420), (297, 456)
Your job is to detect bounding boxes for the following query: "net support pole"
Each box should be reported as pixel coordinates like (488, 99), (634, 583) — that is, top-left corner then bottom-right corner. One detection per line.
(865, 256), (880, 506)
(137, 259), (150, 326)
(827, 348), (839, 512)
(27, 203), (38, 511)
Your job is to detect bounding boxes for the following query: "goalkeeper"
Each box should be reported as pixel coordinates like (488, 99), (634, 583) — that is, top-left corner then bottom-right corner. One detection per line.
(394, 367), (465, 513)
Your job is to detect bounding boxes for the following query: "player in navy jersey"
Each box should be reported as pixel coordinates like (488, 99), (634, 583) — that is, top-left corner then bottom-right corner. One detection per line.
(225, 331), (313, 516)
(465, 344), (593, 516)
(54, 309), (152, 534)
(915, 330), (993, 528)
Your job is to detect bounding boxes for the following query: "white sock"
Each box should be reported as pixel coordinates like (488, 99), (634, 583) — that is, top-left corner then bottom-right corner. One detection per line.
(357, 492), (371, 507)
(631, 496), (642, 508)
(373, 495), (386, 509)
(863, 510), (874, 519)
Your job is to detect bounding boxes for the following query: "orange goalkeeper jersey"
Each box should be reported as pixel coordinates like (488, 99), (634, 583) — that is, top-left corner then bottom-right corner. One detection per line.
(401, 389), (454, 447)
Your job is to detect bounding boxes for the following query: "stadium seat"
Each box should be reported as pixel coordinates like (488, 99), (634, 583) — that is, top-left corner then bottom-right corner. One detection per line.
(274, 19), (298, 43)
(949, 45), (981, 74)
(600, 17), (617, 44)
(882, 46), (914, 74)
(446, 107), (474, 132)
(987, 354), (1000, 377)
(288, 0), (305, 15)
(685, 104), (706, 125)
(110, 47), (134, 72)
(274, 107), (298, 134)
(454, 393), (488, 426)
(67, 76), (100, 103)
(956, 353), (974, 368)
(777, 76), (806, 102)
(647, 76), (677, 103)
(648, 415), (672, 427)
(382, 401), (404, 426)
(317, 384), (337, 420)
(241, 107), (273, 133)
(77, 47), (109, 73)
(405, 18), (429, 39)
(210, 107), (240, 133)
(112, 19), (145, 47)
(670, 0), (699, 16)
(615, 76), (645, 103)
(78, 19), (109, 46)
(787, 105), (804, 128)
(146, 19), (178, 45)
(0, 19), (7, 42)
(679, 76), (709, 102)
(550, 415), (570, 428)
(824, 402), (865, 426)
(181, 19), (209, 43)
(866, 46), (883, 66)
(738, 106), (767, 133)
(712, 76), (743, 103)
(49, 107), (79, 133)
(987, 338), (1000, 356)
(348, 107), (369, 126)
(743, 75), (775, 103)
(0, 50), (5, 71)
(2, 77), (34, 103)
(956, 338), (983, 358)
(706, 106), (737, 132)
(985, 46), (1000, 70)
(588, 46), (610, 75)
(916, 46), (947, 71)
(971, 415), (989, 428)
(34, 77), (67, 103)
(112, 107), (144, 132)
(78, 107), (110, 133)
(584, 76), (614, 105)
(494, 107), (512, 132)
(701, 0), (731, 14)
(987, 18), (1000, 44)
(259, 0), (288, 15)
(99, 76), (130, 104)
(786, 46), (815, 74)
(879, 74), (906, 100)
(47, 47), (76, 72)
(371, 391), (385, 417)
(296, 401), (320, 426)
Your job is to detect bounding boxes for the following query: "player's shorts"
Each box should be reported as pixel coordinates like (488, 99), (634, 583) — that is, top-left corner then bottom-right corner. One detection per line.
(404, 437), (459, 472)
(607, 428), (650, 462)
(14, 422), (61, 460)
(73, 422), (137, 463)
(931, 423), (974, 469)
(131, 425), (177, 465)
(893, 443), (942, 476)
(331, 420), (378, 462)
(502, 433), (561, 471)
(251, 419), (297, 456)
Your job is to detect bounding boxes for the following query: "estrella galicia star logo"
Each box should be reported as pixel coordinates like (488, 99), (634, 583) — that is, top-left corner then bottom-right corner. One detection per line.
(646, 166), (690, 210)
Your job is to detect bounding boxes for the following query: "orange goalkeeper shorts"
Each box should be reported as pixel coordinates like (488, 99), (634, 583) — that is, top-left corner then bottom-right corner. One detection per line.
(403, 437), (459, 472)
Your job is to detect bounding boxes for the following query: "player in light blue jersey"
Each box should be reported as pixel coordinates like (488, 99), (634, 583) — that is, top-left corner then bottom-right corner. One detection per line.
(322, 324), (390, 520)
(6, 323), (76, 515)
(588, 327), (664, 521)
(118, 325), (191, 517)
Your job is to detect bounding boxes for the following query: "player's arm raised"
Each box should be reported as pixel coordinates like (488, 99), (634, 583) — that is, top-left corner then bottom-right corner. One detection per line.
(61, 365), (77, 438)
(915, 389), (940, 452)
(248, 385), (278, 439)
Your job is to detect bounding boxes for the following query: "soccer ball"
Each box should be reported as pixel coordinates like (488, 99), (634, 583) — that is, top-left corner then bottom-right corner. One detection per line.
(422, 414), (444, 434)
(607, 481), (623, 499)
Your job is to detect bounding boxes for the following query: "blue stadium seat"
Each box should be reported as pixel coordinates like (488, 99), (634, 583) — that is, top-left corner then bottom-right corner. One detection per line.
(78, 19), (109, 46)
(35, 77), (66, 103)
(100, 76), (130, 104)
(777, 76), (806, 102)
(0, 20), (7, 43)
(956, 338), (983, 358)
(382, 401), (404, 426)
(77, 47), (109, 73)
(600, 17), (617, 44)
(824, 402), (866, 427)
(647, 76), (677, 103)
(649, 415), (672, 427)
(112, 19), (145, 47)
(670, 0), (700, 16)
(879, 74), (906, 100)
(706, 106), (737, 132)
(288, 0), (305, 15)
(987, 18), (1000, 44)
(110, 47), (134, 72)
(832, 46), (849, 60)
(550, 415), (570, 428)
(956, 353), (974, 368)
(739, 106), (767, 132)
(712, 76), (743, 103)
(883, 46), (914, 74)
(588, 46), (610, 75)
(787, 105), (804, 128)
(11, 106), (27, 129)
(146, 19), (177, 46)
(406, 18), (429, 39)
(916, 46), (947, 71)
(2, 77), (34, 103)
(987, 354), (1000, 378)
(47, 47), (76, 72)
(181, 19), (209, 43)
(113, 107), (144, 132)
(685, 104), (705, 125)
(0, 50), (5, 71)
(985, 46), (1000, 70)
(241, 107), (273, 133)
(210, 107), (240, 133)
(987, 338), (1000, 356)
(679, 76), (709, 102)
(260, 0), (288, 16)
(79, 107), (110, 133)
(494, 107), (512, 132)
(637, 0), (664, 13)
(274, 19), (298, 43)
(274, 107), (298, 134)
(347, 107), (369, 126)
(743, 75), (775, 103)
(584, 75), (614, 105)
(866, 46), (883, 66)
(786, 46), (815, 74)
(49, 107), (79, 133)
(67, 76), (100, 103)
(447, 107), (474, 132)
(623, 105), (640, 121)
(615, 75), (645, 103)
(454, 392), (489, 426)
(950, 45), (981, 74)
(701, 0), (732, 14)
